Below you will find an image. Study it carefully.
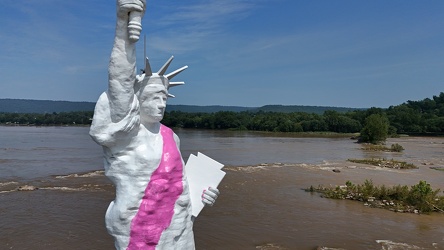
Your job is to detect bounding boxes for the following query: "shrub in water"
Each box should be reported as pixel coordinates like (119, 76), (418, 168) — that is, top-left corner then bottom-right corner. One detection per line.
(390, 143), (404, 152)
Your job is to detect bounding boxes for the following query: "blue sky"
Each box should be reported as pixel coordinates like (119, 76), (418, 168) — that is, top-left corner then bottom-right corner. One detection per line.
(0, 0), (443, 108)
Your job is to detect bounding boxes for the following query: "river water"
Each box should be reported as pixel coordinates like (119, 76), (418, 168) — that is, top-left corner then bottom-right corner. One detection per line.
(0, 126), (443, 250)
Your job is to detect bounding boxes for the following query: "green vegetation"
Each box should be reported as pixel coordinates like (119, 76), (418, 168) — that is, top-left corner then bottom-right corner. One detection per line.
(347, 158), (417, 169)
(0, 111), (93, 126)
(162, 110), (362, 133)
(361, 143), (404, 152)
(306, 180), (444, 214)
(361, 144), (391, 151)
(165, 92), (444, 136)
(430, 167), (444, 172)
(390, 143), (404, 152)
(359, 114), (389, 143)
(386, 92), (444, 135)
(1, 92), (444, 137)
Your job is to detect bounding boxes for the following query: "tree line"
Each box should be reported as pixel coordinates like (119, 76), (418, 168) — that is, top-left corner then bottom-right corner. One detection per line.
(1, 92), (443, 137)
(163, 92), (444, 135)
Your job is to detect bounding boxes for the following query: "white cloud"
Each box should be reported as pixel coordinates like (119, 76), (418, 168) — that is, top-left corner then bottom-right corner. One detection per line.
(144, 0), (265, 54)
(158, 0), (255, 27)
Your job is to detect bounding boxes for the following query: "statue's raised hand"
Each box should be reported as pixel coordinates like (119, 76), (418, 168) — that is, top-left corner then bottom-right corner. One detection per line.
(117, 0), (146, 42)
(117, 0), (146, 16)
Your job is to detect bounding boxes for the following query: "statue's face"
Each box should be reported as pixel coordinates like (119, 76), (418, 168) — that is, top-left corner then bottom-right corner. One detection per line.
(137, 76), (168, 123)
(140, 89), (167, 123)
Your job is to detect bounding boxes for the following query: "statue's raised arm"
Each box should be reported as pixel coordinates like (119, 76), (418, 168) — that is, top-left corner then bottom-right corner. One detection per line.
(108, 0), (146, 122)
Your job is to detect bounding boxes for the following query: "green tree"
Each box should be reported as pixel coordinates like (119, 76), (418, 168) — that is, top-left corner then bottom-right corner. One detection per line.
(408, 181), (440, 213)
(323, 110), (361, 133)
(360, 114), (389, 144)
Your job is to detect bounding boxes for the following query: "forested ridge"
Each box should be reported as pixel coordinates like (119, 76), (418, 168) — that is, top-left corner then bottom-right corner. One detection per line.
(1, 92), (443, 135)
(0, 98), (356, 114)
(0, 99), (96, 113)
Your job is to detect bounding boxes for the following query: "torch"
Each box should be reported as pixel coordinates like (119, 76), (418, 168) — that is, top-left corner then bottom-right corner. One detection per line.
(128, 11), (142, 43)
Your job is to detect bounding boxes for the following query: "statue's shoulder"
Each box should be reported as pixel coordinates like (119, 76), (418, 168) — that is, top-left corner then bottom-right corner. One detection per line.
(160, 123), (173, 136)
(160, 124), (180, 144)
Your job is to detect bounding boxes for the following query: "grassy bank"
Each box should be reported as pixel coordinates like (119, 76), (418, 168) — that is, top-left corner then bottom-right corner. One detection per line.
(360, 143), (404, 152)
(306, 180), (444, 214)
(347, 158), (417, 169)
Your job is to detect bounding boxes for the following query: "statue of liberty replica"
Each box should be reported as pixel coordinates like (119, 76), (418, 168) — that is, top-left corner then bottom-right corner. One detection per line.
(90, 1), (219, 249)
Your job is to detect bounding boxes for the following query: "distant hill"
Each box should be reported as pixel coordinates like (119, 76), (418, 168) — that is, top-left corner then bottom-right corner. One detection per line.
(165, 104), (255, 113)
(0, 99), (96, 113)
(254, 105), (359, 114)
(0, 98), (361, 114)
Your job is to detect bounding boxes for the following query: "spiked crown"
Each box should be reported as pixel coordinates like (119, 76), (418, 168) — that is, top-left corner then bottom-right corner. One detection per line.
(135, 56), (187, 98)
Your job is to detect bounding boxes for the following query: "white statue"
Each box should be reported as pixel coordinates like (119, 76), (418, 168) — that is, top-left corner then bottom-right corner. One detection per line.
(89, 1), (219, 249)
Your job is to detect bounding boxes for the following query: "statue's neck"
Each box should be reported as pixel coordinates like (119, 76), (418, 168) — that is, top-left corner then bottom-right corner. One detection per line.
(141, 121), (161, 134)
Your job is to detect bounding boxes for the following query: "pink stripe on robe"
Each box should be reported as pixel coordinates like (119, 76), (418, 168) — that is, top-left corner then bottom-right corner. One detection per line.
(127, 125), (184, 249)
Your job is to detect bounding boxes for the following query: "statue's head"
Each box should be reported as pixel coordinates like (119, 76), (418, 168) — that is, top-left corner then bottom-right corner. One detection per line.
(135, 56), (187, 123)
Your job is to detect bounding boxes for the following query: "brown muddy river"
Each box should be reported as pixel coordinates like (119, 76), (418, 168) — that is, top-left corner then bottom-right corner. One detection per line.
(0, 126), (443, 249)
